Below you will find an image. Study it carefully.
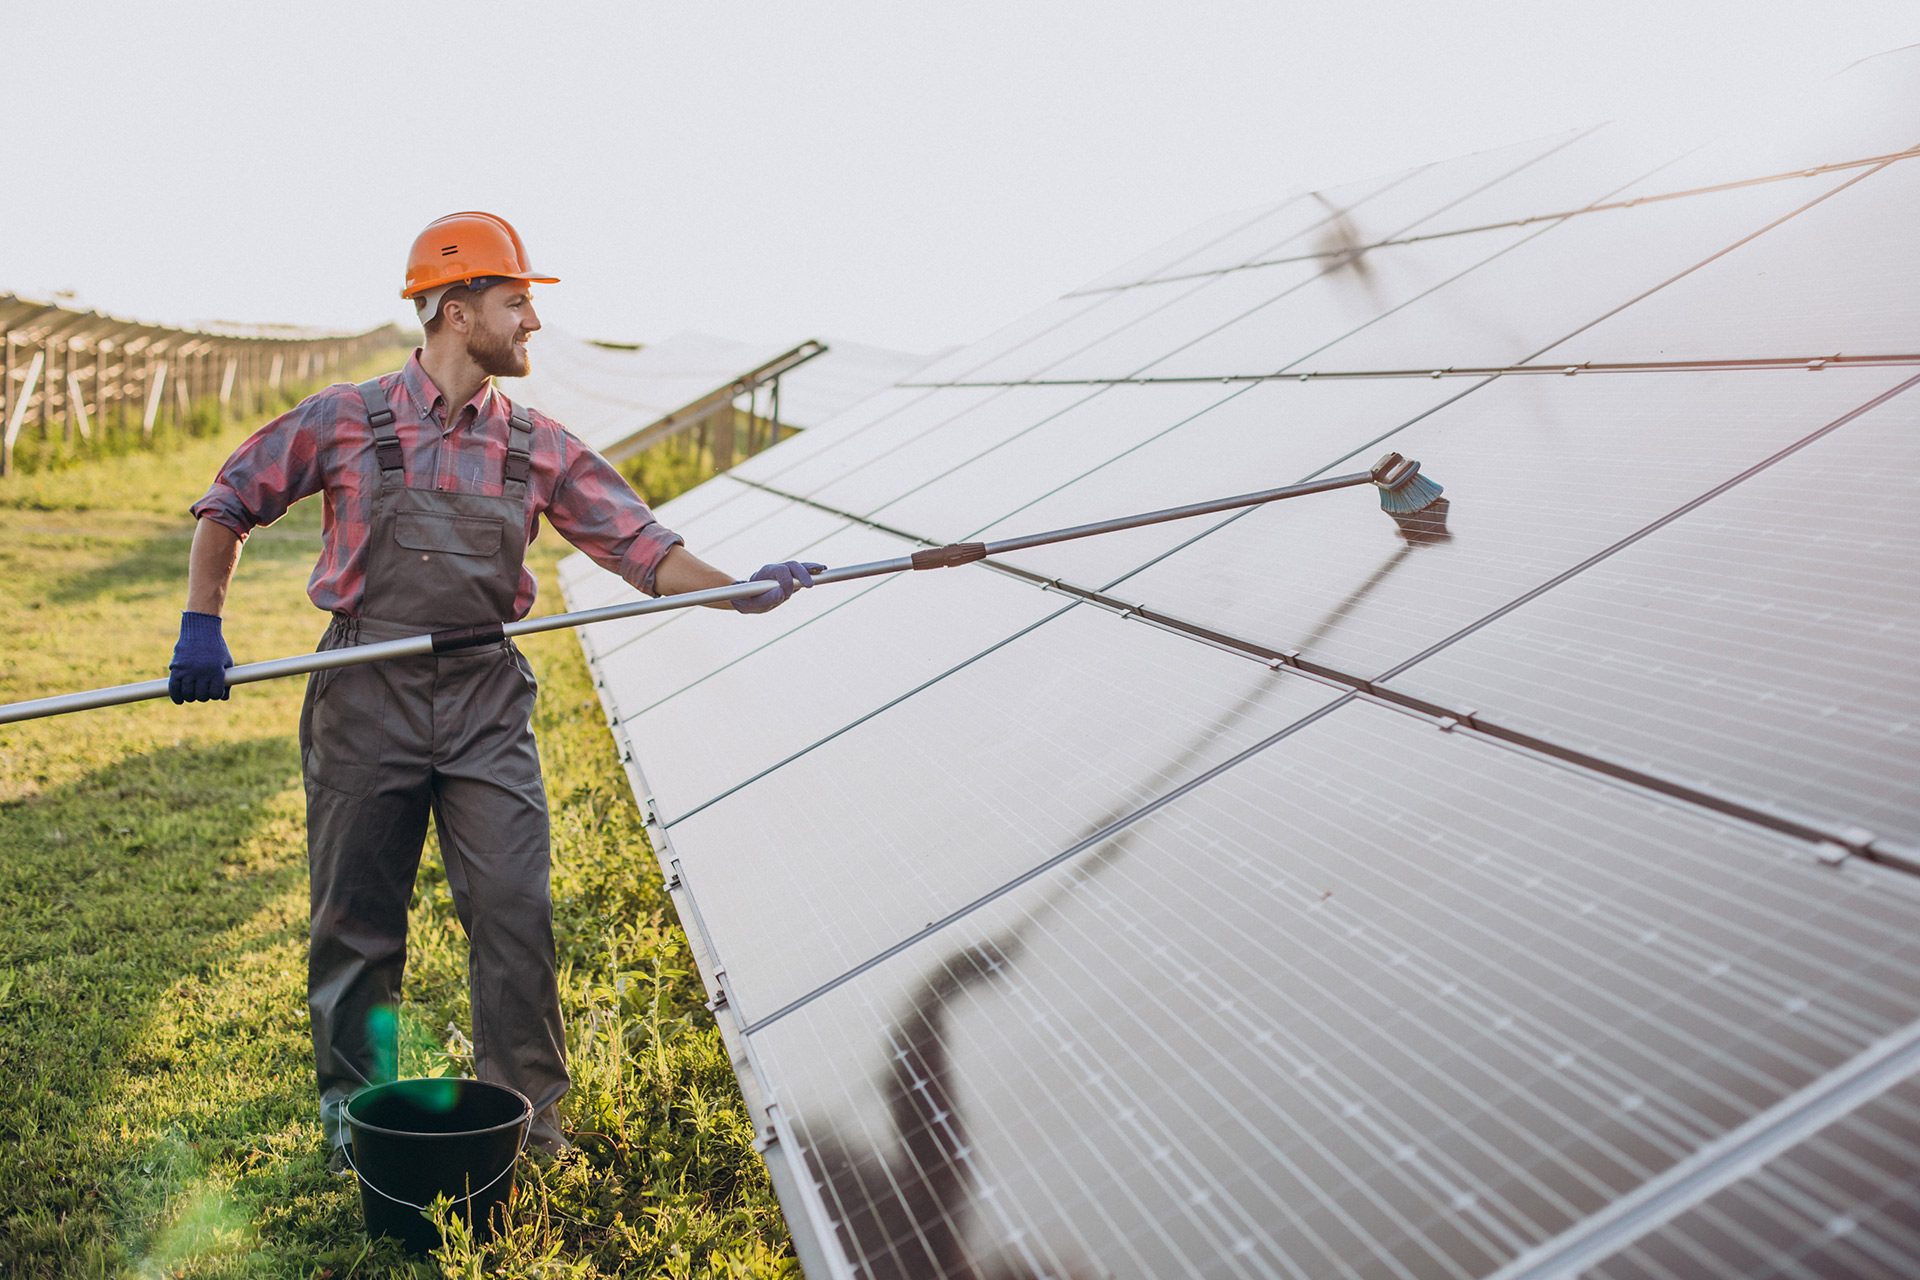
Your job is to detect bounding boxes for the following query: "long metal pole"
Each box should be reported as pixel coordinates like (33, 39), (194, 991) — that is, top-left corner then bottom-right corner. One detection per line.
(811, 469), (1376, 584)
(0, 581), (775, 726)
(0, 466), (1395, 727)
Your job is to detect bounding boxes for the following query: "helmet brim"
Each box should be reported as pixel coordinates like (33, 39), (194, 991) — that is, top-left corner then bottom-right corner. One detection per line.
(401, 270), (560, 300)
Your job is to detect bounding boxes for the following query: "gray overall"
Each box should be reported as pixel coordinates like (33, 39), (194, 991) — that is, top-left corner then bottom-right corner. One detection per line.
(305, 377), (567, 1153)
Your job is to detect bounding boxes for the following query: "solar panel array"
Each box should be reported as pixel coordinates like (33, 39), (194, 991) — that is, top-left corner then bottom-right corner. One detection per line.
(510, 328), (930, 457)
(559, 48), (1920, 1279)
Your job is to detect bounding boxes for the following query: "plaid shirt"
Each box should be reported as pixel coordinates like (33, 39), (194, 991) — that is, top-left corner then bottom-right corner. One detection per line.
(191, 351), (682, 619)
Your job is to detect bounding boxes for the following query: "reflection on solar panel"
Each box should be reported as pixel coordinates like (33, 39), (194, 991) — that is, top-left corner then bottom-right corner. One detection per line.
(558, 48), (1920, 1279)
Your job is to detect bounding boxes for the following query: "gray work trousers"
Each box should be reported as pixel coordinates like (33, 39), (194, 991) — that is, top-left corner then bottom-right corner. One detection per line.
(303, 615), (567, 1152)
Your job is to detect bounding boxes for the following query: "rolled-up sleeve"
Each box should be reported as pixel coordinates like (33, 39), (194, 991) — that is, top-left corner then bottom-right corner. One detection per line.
(545, 433), (683, 596)
(189, 394), (329, 539)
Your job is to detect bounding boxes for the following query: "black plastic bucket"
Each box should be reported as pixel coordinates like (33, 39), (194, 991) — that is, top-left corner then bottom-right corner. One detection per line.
(343, 1077), (530, 1254)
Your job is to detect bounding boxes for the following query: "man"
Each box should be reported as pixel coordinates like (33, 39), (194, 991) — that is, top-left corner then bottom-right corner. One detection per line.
(168, 211), (819, 1167)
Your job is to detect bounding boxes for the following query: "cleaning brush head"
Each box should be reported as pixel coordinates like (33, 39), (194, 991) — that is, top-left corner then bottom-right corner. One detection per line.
(1370, 451), (1444, 515)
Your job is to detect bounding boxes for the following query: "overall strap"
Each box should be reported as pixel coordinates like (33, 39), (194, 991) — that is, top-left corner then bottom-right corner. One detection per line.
(356, 377), (405, 482)
(503, 400), (534, 493)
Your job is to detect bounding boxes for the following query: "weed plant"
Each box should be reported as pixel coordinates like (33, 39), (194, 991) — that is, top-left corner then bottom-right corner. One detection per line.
(0, 363), (793, 1276)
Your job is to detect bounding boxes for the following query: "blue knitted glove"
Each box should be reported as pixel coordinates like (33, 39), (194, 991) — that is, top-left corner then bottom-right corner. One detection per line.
(731, 562), (826, 614)
(169, 611), (233, 703)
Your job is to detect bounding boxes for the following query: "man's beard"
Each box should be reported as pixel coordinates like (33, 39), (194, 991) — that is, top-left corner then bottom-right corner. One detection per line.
(466, 322), (530, 378)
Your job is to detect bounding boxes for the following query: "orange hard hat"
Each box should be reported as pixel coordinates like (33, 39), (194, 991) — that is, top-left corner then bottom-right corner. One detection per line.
(402, 211), (558, 316)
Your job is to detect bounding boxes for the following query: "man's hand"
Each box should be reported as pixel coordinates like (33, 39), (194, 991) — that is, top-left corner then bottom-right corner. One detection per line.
(731, 562), (827, 614)
(169, 612), (234, 703)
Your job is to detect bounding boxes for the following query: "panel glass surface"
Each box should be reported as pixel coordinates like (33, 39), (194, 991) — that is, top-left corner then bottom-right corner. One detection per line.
(1096, 368), (1908, 681)
(647, 473), (780, 543)
(1043, 224), (1542, 384)
(1107, 132), (1580, 296)
(1538, 158), (1920, 366)
(583, 518), (1029, 778)
(942, 263), (1323, 387)
(879, 376), (1469, 572)
(901, 294), (1171, 388)
(554, 549), (637, 613)
(753, 385), (1098, 515)
(730, 385), (998, 494)
(662, 605), (1345, 1017)
(1393, 120), (1692, 240)
(1382, 377), (1920, 846)
(729, 385), (946, 481)
(1296, 173), (1865, 374)
(1072, 168), (1429, 297)
(1068, 196), (1313, 295)
(656, 487), (852, 571)
(1591, 1073), (1920, 1280)
(744, 699), (1920, 1280)
(567, 505), (878, 677)
(1596, 47), (1920, 197)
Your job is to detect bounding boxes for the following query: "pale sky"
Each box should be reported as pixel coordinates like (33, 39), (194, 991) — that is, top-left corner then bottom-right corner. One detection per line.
(6, 1), (1916, 355)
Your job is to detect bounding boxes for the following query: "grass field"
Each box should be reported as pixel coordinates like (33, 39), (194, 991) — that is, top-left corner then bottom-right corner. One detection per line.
(0, 376), (794, 1276)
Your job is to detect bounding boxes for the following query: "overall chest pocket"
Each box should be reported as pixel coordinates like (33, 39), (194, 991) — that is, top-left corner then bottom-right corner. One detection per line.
(395, 512), (503, 558)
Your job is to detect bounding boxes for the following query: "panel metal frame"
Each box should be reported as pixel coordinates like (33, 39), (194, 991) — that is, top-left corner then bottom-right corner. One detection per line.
(1487, 1018), (1920, 1280)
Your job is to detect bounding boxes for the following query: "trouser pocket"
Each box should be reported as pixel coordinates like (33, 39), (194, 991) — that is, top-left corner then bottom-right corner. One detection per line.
(302, 662), (388, 800)
(486, 648), (543, 787)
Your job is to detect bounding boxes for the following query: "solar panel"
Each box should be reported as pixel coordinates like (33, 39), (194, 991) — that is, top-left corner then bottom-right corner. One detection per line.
(749, 701), (1920, 1279)
(560, 46), (1920, 1278)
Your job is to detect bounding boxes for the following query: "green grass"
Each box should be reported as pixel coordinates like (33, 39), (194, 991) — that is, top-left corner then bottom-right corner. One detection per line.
(0, 368), (794, 1277)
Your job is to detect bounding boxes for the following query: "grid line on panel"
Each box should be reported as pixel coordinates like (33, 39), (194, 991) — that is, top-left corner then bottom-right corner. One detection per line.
(1071, 125), (1604, 297)
(722, 477), (1920, 875)
(1061, 146), (1920, 298)
(1372, 370), (1920, 679)
(907, 152), (1904, 400)
(896, 352), (1920, 390)
(738, 693), (1360, 1036)
(1090, 215), (1575, 390)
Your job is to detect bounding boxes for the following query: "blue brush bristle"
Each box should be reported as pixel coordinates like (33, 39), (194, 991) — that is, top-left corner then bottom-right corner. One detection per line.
(1377, 468), (1444, 515)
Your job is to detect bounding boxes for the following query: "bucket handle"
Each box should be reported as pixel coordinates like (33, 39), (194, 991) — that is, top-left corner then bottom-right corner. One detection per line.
(340, 1112), (531, 1213)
